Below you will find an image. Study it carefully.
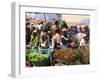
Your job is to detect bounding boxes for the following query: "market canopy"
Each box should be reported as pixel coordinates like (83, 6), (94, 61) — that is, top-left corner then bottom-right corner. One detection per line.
(26, 13), (59, 20)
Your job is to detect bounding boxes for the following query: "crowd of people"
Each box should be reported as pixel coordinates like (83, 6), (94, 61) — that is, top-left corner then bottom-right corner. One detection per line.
(26, 18), (90, 53)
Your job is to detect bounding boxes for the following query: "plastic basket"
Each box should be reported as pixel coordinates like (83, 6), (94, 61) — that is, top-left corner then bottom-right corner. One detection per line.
(32, 48), (37, 53)
(40, 48), (48, 54)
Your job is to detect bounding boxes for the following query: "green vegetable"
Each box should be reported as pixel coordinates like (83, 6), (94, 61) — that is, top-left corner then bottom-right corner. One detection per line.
(26, 49), (32, 54)
(28, 53), (49, 61)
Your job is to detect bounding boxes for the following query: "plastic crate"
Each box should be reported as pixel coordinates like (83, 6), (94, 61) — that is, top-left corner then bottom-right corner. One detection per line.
(40, 48), (49, 54)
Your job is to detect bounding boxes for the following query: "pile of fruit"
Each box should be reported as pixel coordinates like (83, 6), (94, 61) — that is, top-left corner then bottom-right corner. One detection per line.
(55, 49), (65, 58)
(54, 48), (81, 62)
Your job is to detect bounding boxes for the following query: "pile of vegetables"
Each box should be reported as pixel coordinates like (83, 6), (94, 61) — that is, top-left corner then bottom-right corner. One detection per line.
(26, 49), (32, 54)
(26, 48), (50, 66)
(26, 49), (32, 61)
(29, 53), (49, 61)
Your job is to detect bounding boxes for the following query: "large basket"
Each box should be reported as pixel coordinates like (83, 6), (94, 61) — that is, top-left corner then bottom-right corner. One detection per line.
(53, 48), (81, 64)
(32, 58), (50, 66)
(28, 53), (50, 66)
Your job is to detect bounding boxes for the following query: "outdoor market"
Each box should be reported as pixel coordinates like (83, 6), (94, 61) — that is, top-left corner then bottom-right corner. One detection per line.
(25, 13), (90, 67)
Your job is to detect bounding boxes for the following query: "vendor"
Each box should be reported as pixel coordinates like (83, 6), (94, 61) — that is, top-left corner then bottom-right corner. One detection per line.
(50, 28), (62, 50)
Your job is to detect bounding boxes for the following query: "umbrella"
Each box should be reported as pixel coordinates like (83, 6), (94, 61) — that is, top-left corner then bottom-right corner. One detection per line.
(79, 18), (90, 25)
